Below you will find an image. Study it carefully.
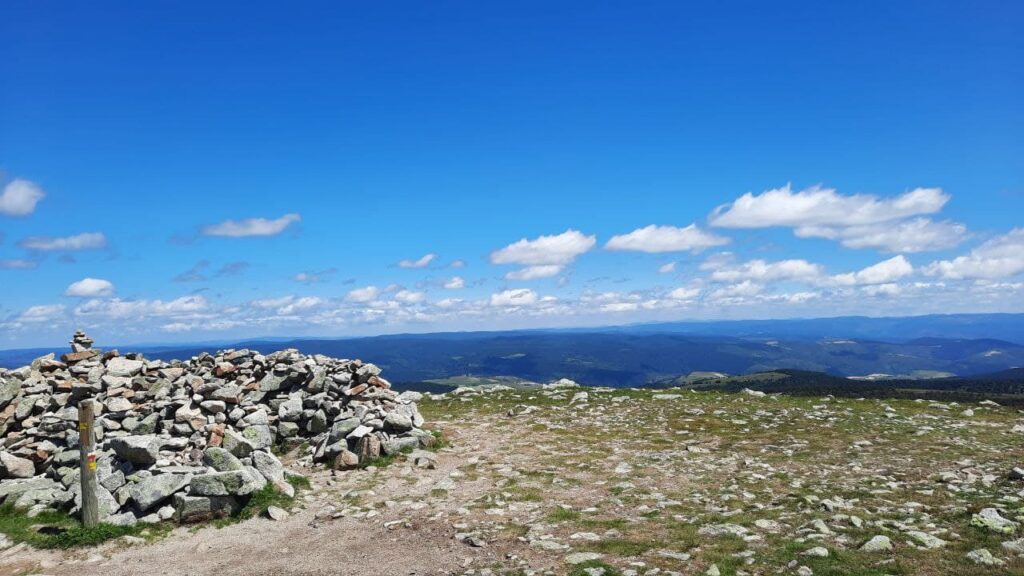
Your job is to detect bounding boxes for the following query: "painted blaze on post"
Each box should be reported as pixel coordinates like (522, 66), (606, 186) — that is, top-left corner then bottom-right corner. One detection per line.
(78, 399), (100, 527)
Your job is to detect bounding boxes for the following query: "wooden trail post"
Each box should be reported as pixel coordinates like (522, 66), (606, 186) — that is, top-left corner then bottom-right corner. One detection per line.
(78, 399), (99, 527)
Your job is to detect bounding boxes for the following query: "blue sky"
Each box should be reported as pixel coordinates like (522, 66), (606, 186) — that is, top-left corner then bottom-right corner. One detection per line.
(1, 1), (1022, 347)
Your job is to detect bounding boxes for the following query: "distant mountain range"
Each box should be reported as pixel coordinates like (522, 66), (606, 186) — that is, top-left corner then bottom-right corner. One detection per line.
(2, 314), (1022, 388)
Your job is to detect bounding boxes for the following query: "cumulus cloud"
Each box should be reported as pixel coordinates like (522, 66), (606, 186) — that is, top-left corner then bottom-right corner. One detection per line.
(709, 281), (763, 302)
(862, 283), (902, 297)
(201, 213), (300, 237)
(277, 296), (323, 315)
(605, 224), (729, 253)
(491, 229), (595, 265)
(398, 253), (437, 269)
(505, 265), (562, 280)
(490, 288), (539, 307)
(251, 296), (297, 309)
(346, 286), (379, 302)
(658, 262), (676, 274)
(449, 260), (466, 269)
(795, 218), (967, 253)
(394, 290), (426, 304)
(923, 229), (1024, 280)
(833, 255), (914, 286)
(65, 278), (115, 298)
(0, 179), (45, 216)
(491, 229), (595, 280)
(444, 276), (465, 289)
(707, 258), (824, 283)
(669, 286), (701, 300)
(0, 259), (37, 269)
(711, 184), (949, 229)
(19, 232), (107, 251)
(74, 295), (208, 319)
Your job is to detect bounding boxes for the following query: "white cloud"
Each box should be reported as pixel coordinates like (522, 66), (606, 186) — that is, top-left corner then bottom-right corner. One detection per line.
(505, 265), (562, 280)
(0, 259), (37, 269)
(490, 288), (539, 307)
(251, 295), (296, 309)
(73, 295), (208, 319)
(444, 276), (465, 289)
(710, 280), (763, 300)
(778, 291), (820, 303)
(710, 184), (948, 229)
(65, 278), (115, 298)
(862, 283), (902, 297)
(795, 218), (967, 253)
(0, 179), (45, 216)
(201, 213), (300, 237)
(658, 262), (676, 274)
(346, 286), (379, 302)
(491, 229), (595, 282)
(833, 255), (914, 286)
(19, 232), (107, 251)
(923, 229), (1024, 280)
(491, 229), (596, 266)
(605, 224), (729, 253)
(278, 296), (323, 315)
(394, 290), (425, 304)
(601, 302), (639, 312)
(398, 253), (436, 269)
(17, 304), (65, 323)
(449, 260), (466, 269)
(669, 286), (701, 300)
(708, 259), (824, 283)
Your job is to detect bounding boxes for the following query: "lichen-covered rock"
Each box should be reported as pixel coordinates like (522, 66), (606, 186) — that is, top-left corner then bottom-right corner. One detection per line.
(859, 535), (893, 552)
(971, 508), (1019, 535)
(130, 473), (193, 511)
(189, 470), (262, 497)
(203, 447), (244, 472)
(173, 493), (240, 523)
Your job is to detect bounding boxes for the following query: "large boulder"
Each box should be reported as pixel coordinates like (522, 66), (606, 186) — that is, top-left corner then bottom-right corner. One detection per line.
(189, 470), (262, 497)
(0, 379), (20, 409)
(130, 473), (193, 512)
(0, 451), (36, 479)
(173, 493), (240, 523)
(109, 435), (161, 465)
(221, 429), (255, 458)
(202, 447), (244, 472)
(106, 357), (144, 378)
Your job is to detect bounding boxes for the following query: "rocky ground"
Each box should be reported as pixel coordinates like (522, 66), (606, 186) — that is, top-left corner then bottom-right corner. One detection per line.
(3, 382), (1024, 575)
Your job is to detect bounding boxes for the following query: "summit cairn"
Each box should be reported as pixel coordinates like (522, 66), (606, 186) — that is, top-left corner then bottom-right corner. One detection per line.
(61, 330), (99, 364)
(0, 332), (431, 525)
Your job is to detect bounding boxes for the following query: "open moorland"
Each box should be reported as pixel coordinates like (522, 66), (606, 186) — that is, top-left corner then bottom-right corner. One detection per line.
(3, 382), (1024, 576)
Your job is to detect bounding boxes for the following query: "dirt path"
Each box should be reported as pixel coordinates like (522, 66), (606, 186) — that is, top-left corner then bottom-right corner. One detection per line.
(3, 420), (514, 576)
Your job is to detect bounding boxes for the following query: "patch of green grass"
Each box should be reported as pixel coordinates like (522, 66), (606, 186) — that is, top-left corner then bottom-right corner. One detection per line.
(579, 517), (629, 530)
(359, 445), (416, 469)
(285, 474), (311, 491)
(0, 504), (169, 549)
(582, 537), (662, 557)
(213, 474), (309, 528)
(428, 429), (450, 449)
(547, 507), (581, 522)
(568, 560), (622, 576)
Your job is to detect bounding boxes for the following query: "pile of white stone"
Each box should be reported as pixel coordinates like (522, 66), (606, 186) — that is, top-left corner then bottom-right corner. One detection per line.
(0, 331), (431, 525)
